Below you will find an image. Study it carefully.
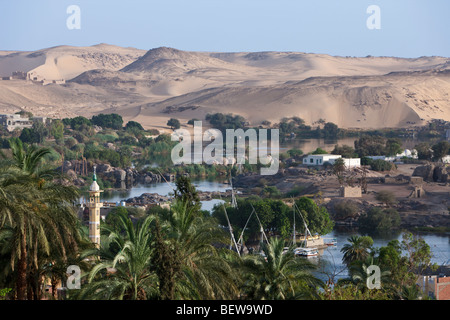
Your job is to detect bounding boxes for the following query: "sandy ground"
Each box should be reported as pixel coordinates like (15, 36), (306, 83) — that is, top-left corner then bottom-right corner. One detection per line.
(0, 45), (449, 131)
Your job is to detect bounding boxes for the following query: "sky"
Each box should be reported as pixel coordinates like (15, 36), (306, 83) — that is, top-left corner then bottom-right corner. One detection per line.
(0, 0), (449, 57)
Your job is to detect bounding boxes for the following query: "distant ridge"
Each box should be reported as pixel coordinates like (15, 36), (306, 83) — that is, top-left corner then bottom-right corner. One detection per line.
(0, 44), (449, 129)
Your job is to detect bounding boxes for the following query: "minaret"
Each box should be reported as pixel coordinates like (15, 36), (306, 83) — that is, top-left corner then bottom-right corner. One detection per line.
(87, 166), (103, 247)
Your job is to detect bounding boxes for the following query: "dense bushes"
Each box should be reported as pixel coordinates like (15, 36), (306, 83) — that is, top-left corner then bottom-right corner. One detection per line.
(91, 113), (123, 130)
(358, 207), (401, 232)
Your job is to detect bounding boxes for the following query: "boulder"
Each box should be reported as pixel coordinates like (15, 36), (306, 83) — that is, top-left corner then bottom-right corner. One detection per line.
(412, 164), (435, 181)
(114, 169), (127, 181)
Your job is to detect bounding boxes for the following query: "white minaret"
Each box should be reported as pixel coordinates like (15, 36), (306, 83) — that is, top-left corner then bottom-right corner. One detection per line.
(86, 166), (103, 247)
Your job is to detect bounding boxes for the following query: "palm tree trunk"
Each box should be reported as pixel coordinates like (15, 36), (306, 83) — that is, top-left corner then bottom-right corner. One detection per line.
(16, 233), (28, 300)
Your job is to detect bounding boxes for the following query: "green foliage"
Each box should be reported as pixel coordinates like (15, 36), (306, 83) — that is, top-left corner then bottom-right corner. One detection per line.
(370, 159), (395, 172)
(284, 185), (304, 198)
(375, 190), (397, 206)
(49, 119), (64, 140)
(359, 207), (401, 233)
(19, 127), (40, 144)
(340, 235), (374, 267)
(0, 288), (12, 299)
(333, 200), (359, 220)
(206, 113), (246, 132)
(294, 197), (334, 236)
(167, 118), (181, 130)
(414, 142), (433, 161)
(173, 176), (201, 212)
(62, 116), (92, 130)
(331, 144), (357, 158)
(91, 113), (123, 130)
(311, 147), (328, 155)
(323, 122), (339, 138)
(354, 135), (391, 157)
(431, 140), (450, 161)
(287, 148), (303, 158)
(212, 197), (292, 241)
(125, 120), (144, 131)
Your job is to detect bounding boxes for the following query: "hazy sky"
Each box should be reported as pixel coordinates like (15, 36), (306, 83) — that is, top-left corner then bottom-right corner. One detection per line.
(0, 0), (449, 57)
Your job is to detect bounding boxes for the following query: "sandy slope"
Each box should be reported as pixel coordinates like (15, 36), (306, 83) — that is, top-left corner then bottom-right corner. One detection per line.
(0, 44), (449, 130)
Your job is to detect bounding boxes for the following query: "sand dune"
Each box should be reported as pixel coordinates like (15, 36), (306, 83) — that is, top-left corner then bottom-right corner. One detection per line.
(0, 44), (449, 130)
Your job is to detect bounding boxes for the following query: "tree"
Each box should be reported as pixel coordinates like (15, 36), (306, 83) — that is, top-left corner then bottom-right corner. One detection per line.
(332, 158), (346, 186)
(323, 122), (339, 138)
(75, 214), (158, 300)
(331, 144), (357, 158)
(91, 113), (123, 130)
(287, 148), (303, 159)
(0, 138), (80, 299)
(375, 190), (397, 206)
(340, 235), (374, 267)
(311, 148), (328, 155)
(173, 176), (201, 212)
(359, 207), (401, 233)
(294, 197), (334, 236)
(370, 159), (395, 172)
(19, 128), (39, 144)
(160, 200), (239, 299)
(333, 200), (359, 220)
(31, 121), (48, 143)
(431, 141), (450, 162)
(62, 116), (92, 130)
(240, 237), (323, 299)
(354, 136), (387, 157)
(125, 120), (144, 131)
(414, 142), (433, 161)
(187, 119), (200, 126)
(167, 118), (181, 130)
(151, 218), (182, 300)
(385, 138), (403, 156)
(49, 119), (64, 140)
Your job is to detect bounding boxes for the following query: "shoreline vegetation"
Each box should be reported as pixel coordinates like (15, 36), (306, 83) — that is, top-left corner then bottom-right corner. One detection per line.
(0, 112), (449, 300)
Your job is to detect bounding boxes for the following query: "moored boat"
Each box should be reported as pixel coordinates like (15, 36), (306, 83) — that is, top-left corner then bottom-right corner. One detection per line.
(294, 247), (319, 257)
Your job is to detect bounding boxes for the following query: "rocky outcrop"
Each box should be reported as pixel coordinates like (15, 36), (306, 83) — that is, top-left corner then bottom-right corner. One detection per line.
(412, 163), (450, 182)
(59, 160), (165, 187)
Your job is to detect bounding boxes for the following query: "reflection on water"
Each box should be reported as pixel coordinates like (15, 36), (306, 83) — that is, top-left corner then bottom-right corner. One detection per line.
(313, 228), (450, 283)
(92, 176), (449, 283)
(96, 179), (229, 211)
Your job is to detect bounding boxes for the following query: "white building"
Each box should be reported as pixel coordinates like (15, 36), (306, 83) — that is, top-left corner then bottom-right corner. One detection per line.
(366, 149), (418, 162)
(0, 114), (33, 132)
(442, 155), (450, 164)
(303, 154), (341, 166)
(341, 158), (361, 168)
(303, 154), (360, 168)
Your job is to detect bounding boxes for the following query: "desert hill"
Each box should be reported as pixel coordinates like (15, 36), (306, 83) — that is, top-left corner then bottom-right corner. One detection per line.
(0, 44), (449, 129)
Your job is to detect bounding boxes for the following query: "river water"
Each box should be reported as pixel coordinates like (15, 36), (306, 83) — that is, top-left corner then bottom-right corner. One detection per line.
(100, 135), (449, 282)
(98, 178), (450, 283)
(314, 228), (450, 283)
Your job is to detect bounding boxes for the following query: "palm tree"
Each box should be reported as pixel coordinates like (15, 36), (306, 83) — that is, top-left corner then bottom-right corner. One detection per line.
(74, 214), (158, 300)
(158, 199), (240, 299)
(341, 235), (374, 267)
(0, 139), (80, 299)
(240, 237), (323, 300)
(347, 256), (391, 292)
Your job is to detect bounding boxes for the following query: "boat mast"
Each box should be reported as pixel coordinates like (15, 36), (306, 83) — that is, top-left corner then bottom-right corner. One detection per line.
(221, 201), (241, 257)
(292, 202), (296, 246)
(293, 202), (312, 244)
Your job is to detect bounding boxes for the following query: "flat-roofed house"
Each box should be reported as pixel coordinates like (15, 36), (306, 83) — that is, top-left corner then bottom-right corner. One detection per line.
(303, 154), (360, 168)
(0, 114), (33, 132)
